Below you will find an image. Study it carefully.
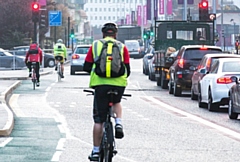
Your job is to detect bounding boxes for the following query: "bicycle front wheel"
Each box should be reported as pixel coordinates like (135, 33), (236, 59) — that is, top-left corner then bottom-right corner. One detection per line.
(57, 63), (61, 82)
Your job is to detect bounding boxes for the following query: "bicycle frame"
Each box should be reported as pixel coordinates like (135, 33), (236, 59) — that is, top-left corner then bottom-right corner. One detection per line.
(55, 55), (63, 82)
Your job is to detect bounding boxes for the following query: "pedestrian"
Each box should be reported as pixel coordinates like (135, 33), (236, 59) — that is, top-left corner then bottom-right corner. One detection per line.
(235, 40), (239, 54)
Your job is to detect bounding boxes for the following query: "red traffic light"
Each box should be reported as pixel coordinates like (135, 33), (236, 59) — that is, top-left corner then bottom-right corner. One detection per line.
(199, 1), (208, 9)
(32, 2), (40, 11)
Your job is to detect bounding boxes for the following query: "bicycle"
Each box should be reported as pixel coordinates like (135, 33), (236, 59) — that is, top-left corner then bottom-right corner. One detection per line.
(31, 62), (37, 90)
(55, 55), (63, 82)
(84, 89), (131, 162)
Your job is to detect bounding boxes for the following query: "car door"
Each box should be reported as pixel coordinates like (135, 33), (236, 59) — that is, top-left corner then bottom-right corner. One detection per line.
(236, 81), (240, 109)
(0, 52), (7, 67)
(201, 60), (219, 102)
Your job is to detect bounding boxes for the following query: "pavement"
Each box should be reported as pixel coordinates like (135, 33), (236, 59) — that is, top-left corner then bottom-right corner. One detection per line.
(0, 67), (54, 136)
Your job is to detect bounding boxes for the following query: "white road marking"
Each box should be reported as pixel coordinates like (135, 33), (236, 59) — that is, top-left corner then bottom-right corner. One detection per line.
(69, 105), (75, 107)
(0, 138), (13, 147)
(46, 87), (51, 91)
(146, 96), (240, 140)
(56, 138), (66, 150)
(51, 151), (62, 161)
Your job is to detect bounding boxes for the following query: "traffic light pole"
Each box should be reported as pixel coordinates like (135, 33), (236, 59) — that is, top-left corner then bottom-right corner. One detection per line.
(68, 17), (70, 48)
(34, 21), (37, 42)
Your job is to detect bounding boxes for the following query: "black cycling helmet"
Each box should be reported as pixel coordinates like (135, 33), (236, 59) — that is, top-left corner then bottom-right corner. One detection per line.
(101, 22), (118, 35)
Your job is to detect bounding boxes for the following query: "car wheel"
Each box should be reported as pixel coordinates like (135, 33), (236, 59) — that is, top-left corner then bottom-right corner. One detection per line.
(168, 80), (173, 94)
(70, 67), (75, 75)
(208, 89), (219, 111)
(146, 68), (149, 75)
(173, 82), (182, 96)
(228, 95), (238, 119)
(47, 58), (55, 68)
(161, 71), (168, 89)
(198, 87), (207, 108)
(191, 88), (198, 100)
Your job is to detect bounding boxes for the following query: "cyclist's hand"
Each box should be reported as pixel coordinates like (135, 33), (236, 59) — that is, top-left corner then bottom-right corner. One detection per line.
(64, 58), (67, 61)
(25, 61), (28, 65)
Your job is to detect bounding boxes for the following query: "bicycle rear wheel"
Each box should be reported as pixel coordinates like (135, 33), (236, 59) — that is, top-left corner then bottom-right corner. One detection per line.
(32, 70), (36, 90)
(57, 62), (61, 82)
(99, 123), (114, 162)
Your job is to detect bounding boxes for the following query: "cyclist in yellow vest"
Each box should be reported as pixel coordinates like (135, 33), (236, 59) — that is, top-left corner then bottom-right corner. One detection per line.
(54, 39), (67, 78)
(83, 22), (131, 161)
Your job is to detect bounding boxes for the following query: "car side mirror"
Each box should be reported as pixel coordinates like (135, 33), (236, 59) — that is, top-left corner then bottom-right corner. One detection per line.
(230, 76), (238, 84)
(199, 68), (207, 74)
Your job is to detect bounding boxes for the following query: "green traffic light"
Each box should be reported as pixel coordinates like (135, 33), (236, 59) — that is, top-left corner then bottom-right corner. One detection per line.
(143, 35), (147, 39)
(70, 34), (74, 38)
(150, 32), (154, 36)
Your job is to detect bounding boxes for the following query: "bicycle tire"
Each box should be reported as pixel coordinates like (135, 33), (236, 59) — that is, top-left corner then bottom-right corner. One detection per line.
(99, 122), (114, 162)
(57, 62), (61, 82)
(32, 69), (36, 90)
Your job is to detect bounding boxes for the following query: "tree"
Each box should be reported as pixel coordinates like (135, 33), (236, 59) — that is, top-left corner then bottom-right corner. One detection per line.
(0, 0), (33, 49)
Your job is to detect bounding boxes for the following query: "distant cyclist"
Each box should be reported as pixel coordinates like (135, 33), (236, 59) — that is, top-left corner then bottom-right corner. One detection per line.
(25, 42), (43, 87)
(54, 39), (67, 78)
(83, 22), (131, 161)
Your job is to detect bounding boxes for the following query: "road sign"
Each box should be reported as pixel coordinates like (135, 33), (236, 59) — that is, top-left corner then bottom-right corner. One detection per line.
(49, 11), (62, 26)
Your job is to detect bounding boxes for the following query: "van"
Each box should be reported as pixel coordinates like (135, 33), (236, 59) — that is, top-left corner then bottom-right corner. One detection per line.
(124, 40), (142, 58)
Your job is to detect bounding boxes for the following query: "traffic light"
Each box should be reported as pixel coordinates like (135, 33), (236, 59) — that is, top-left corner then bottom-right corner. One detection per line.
(70, 28), (74, 38)
(39, 10), (48, 29)
(143, 29), (147, 39)
(150, 25), (154, 36)
(32, 2), (40, 22)
(199, 1), (209, 21)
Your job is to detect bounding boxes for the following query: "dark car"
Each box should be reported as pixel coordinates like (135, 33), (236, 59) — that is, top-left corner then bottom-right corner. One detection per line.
(142, 47), (154, 75)
(191, 53), (240, 100)
(10, 46), (55, 68)
(168, 45), (222, 96)
(0, 48), (25, 69)
(229, 76), (240, 119)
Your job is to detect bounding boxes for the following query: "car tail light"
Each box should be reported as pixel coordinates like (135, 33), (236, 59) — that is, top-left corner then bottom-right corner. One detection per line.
(200, 47), (208, 50)
(217, 77), (233, 84)
(178, 59), (184, 68)
(72, 54), (80, 59)
(177, 71), (182, 78)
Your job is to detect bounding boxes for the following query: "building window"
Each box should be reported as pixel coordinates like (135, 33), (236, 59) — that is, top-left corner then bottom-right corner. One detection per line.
(122, 8), (124, 12)
(95, 16), (97, 20)
(130, 0), (132, 2)
(104, 16), (106, 20)
(95, 8), (97, 12)
(104, 8), (106, 12)
(126, 0), (128, 2)
(85, 8), (88, 12)
(108, 8), (111, 12)
(95, 0), (97, 2)
(117, 8), (119, 12)
(113, 16), (115, 20)
(112, 8), (115, 12)
(90, 8), (93, 12)
(104, 0), (106, 2)
(99, 16), (102, 20)
(99, 8), (102, 12)
(90, 16), (93, 20)
(108, 16), (111, 20)
(99, 0), (102, 2)
(90, 0), (93, 2)
(113, 0), (115, 2)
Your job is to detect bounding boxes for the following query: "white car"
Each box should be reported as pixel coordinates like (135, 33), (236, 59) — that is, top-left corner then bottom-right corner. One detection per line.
(70, 45), (91, 75)
(198, 58), (240, 111)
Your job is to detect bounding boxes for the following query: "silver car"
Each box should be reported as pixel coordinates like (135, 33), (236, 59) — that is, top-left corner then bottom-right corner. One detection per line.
(198, 58), (240, 111)
(70, 45), (91, 75)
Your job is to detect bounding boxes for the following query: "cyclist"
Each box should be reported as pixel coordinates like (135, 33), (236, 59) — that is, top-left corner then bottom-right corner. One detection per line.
(83, 22), (131, 161)
(25, 42), (43, 87)
(53, 39), (67, 78)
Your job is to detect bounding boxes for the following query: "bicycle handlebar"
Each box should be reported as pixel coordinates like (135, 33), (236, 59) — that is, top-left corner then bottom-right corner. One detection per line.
(83, 89), (131, 97)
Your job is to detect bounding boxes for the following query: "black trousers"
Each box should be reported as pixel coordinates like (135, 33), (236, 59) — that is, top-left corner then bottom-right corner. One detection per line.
(27, 62), (40, 81)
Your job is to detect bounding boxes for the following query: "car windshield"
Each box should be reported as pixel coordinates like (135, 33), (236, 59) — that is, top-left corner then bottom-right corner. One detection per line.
(222, 61), (240, 72)
(0, 50), (13, 56)
(125, 42), (139, 49)
(75, 47), (89, 54)
(184, 48), (222, 60)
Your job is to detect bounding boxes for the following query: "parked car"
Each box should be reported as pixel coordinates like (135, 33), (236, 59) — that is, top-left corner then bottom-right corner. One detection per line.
(191, 53), (240, 100)
(10, 46), (55, 68)
(142, 47), (154, 75)
(0, 48), (25, 69)
(198, 58), (240, 111)
(168, 45), (222, 96)
(228, 76), (240, 119)
(148, 54), (156, 81)
(70, 44), (90, 75)
(124, 40), (142, 58)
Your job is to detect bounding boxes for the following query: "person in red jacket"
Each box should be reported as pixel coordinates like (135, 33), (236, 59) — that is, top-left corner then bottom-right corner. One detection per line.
(25, 42), (43, 86)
